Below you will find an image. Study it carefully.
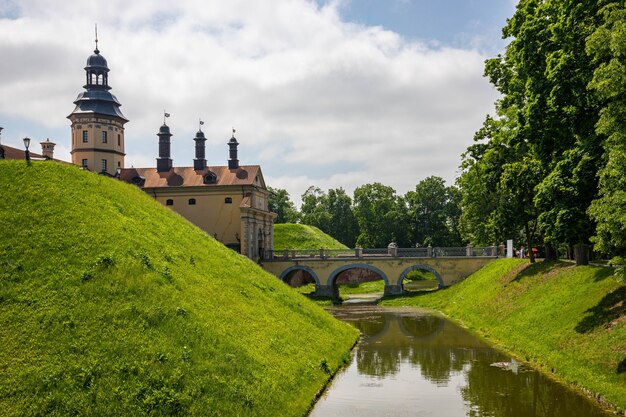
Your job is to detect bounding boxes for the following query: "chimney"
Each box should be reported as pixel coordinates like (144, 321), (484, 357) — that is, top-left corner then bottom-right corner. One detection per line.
(228, 129), (239, 170)
(40, 139), (56, 159)
(156, 124), (173, 172)
(193, 130), (207, 171)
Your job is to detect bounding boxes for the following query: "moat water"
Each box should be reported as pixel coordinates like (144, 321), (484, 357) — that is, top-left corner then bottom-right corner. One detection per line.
(310, 306), (611, 417)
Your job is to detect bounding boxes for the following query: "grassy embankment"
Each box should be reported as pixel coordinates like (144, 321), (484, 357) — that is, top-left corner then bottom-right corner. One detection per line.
(384, 258), (626, 412)
(0, 161), (359, 417)
(273, 224), (348, 251)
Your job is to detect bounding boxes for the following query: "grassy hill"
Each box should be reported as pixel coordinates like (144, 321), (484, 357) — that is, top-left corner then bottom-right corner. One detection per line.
(273, 224), (349, 251)
(0, 161), (358, 417)
(384, 259), (626, 412)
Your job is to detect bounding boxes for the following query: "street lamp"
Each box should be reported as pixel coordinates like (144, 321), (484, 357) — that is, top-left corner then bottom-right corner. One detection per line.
(23, 137), (31, 163)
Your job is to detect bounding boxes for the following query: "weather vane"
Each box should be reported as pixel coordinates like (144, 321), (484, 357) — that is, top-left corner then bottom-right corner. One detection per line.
(199, 118), (204, 131)
(163, 110), (170, 124)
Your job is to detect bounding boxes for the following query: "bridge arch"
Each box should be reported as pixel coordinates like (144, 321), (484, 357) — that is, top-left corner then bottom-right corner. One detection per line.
(279, 265), (321, 288)
(397, 264), (445, 289)
(328, 263), (390, 287)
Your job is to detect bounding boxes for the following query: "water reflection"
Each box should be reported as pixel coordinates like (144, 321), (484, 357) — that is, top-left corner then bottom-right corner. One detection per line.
(311, 306), (610, 417)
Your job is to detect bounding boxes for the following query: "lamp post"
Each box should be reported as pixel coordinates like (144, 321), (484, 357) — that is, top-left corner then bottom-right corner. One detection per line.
(23, 137), (31, 163)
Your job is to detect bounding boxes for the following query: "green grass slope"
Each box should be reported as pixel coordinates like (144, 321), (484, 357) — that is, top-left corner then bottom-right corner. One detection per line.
(273, 224), (349, 251)
(0, 161), (358, 417)
(384, 259), (626, 412)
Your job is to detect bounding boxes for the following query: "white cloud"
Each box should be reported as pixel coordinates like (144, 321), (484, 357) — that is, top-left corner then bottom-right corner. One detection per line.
(0, 0), (499, 205)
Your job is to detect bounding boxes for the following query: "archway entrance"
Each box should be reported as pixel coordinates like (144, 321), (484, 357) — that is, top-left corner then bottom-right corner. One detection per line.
(279, 266), (320, 295)
(399, 265), (444, 292)
(329, 264), (390, 302)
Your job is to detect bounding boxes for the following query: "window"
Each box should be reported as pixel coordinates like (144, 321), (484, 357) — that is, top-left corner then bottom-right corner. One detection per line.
(102, 131), (107, 143)
(203, 172), (217, 184)
(101, 159), (107, 173)
(82, 131), (88, 143)
(117, 134), (121, 146)
(225, 197), (233, 204)
(188, 198), (196, 205)
(166, 199), (174, 206)
(81, 159), (88, 169)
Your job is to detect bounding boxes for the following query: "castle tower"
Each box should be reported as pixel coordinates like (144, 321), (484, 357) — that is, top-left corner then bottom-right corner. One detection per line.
(68, 32), (128, 175)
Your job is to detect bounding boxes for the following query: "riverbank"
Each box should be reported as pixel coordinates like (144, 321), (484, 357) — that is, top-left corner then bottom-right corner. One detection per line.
(382, 259), (626, 414)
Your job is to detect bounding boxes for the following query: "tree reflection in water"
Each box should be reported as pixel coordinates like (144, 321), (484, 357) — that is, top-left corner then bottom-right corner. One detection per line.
(317, 307), (610, 417)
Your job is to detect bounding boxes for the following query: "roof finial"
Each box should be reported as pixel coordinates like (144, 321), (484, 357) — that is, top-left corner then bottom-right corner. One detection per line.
(94, 23), (99, 54)
(199, 118), (204, 131)
(232, 127), (236, 138)
(163, 110), (170, 125)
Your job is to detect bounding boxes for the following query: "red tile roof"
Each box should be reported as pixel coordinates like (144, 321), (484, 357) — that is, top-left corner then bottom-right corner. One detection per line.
(1, 145), (46, 160)
(0, 144), (65, 162)
(119, 165), (262, 188)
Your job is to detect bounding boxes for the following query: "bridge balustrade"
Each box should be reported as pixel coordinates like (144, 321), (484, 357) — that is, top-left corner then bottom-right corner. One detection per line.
(264, 246), (500, 261)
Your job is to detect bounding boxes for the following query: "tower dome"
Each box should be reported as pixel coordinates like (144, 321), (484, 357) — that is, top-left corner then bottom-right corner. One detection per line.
(86, 49), (109, 71)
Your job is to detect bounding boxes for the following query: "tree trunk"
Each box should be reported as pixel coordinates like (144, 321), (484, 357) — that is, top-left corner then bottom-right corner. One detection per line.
(525, 222), (535, 263)
(574, 244), (589, 266)
(544, 243), (557, 261)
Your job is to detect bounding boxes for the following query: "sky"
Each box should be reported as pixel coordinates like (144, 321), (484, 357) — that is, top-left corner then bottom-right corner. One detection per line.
(0, 0), (517, 206)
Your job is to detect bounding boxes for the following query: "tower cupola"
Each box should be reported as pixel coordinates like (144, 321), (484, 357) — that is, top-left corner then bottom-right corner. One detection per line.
(85, 39), (110, 90)
(194, 125), (207, 171)
(157, 122), (173, 172)
(228, 128), (239, 170)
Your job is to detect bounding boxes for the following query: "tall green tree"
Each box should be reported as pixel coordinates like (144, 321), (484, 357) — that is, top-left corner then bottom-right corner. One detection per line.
(299, 186), (359, 247)
(587, 2), (626, 257)
(325, 188), (359, 248)
(406, 176), (463, 247)
(458, 111), (524, 247)
(460, 0), (605, 262)
(267, 187), (299, 224)
(300, 186), (332, 232)
(353, 183), (409, 248)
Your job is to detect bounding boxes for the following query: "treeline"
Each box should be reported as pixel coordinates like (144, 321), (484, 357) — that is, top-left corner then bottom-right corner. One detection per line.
(268, 177), (463, 249)
(459, 0), (626, 263)
(272, 0), (626, 263)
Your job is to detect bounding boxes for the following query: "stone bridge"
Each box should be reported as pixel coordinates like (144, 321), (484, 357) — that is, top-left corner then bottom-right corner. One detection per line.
(261, 246), (501, 299)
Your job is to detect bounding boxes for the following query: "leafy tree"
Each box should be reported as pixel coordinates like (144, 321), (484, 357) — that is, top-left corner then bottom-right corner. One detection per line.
(267, 187), (299, 223)
(299, 186), (359, 247)
(300, 186), (331, 232)
(325, 188), (359, 248)
(458, 110), (523, 247)
(460, 0), (604, 262)
(406, 176), (463, 247)
(353, 183), (409, 248)
(587, 2), (626, 257)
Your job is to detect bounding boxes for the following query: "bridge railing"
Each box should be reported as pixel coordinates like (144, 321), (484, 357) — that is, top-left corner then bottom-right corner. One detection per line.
(264, 245), (502, 261)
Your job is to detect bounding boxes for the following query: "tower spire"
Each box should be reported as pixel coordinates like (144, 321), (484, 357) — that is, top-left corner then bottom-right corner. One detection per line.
(94, 23), (99, 54)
